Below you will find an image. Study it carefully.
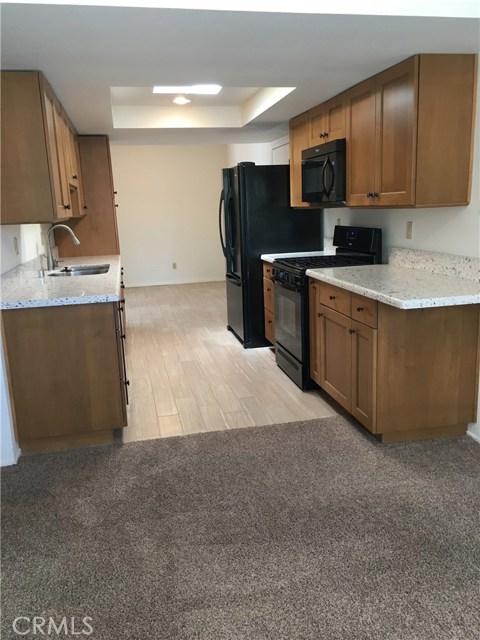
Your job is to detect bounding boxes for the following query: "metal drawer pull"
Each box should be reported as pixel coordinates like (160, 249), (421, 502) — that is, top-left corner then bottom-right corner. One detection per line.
(357, 306), (364, 311)
(349, 328), (356, 335)
(317, 312), (323, 318)
(329, 295), (335, 300)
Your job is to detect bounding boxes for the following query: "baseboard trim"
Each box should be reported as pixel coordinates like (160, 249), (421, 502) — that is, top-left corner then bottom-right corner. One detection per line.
(467, 429), (480, 444)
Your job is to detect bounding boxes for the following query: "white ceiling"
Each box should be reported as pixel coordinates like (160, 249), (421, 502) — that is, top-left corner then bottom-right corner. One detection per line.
(1, 3), (479, 145)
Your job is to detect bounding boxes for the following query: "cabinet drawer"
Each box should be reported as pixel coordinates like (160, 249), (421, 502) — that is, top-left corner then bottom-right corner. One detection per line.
(264, 309), (275, 344)
(263, 261), (273, 281)
(319, 283), (350, 316)
(263, 277), (274, 313)
(351, 293), (378, 328)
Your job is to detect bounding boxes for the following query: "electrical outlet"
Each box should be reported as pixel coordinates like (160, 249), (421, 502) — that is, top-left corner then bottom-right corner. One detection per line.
(336, 218), (342, 226)
(172, 262), (177, 270)
(13, 236), (19, 256)
(406, 221), (413, 240)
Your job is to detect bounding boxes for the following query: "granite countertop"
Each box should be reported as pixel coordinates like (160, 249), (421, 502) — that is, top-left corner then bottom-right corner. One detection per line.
(306, 264), (480, 309)
(0, 255), (122, 310)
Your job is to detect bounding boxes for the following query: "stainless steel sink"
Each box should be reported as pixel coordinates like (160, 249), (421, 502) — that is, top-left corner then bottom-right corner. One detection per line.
(48, 263), (110, 277)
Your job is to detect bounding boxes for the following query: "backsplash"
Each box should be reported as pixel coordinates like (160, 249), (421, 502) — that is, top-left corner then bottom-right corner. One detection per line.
(388, 247), (479, 282)
(0, 224), (49, 275)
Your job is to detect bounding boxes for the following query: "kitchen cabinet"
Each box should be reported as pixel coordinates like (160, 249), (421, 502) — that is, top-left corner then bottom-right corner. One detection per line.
(1, 71), (86, 224)
(346, 54), (477, 207)
(56, 136), (121, 257)
(307, 93), (346, 146)
(2, 301), (127, 453)
(288, 112), (310, 208)
(309, 279), (479, 442)
(263, 261), (275, 345)
(311, 282), (377, 431)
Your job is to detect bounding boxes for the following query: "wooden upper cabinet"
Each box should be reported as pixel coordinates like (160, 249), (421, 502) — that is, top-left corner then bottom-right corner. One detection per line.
(346, 54), (476, 208)
(415, 54), (477, 207)
(308, 93), (346, 146)
(56, 136), (121, 258)
(1, 71), (84, 224)
(289, 112), (310, 208)
(374, 58), (417, 206)
(347, 58), (417, 207)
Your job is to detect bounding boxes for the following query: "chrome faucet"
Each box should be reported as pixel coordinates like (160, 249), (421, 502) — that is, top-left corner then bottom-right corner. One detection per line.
(46, 224), (80, 271)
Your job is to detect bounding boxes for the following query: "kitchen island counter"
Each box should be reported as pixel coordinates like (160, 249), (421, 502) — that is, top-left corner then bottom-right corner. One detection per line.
(0, 255), (122, 310)
(306, 264), (479, 309)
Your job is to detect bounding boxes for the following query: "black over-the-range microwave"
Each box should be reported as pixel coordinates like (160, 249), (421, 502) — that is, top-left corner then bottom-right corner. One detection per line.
(301, 138), (346, 207)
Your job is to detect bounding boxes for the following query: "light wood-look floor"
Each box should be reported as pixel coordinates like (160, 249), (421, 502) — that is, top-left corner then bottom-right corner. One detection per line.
(122, 282), (339, 443)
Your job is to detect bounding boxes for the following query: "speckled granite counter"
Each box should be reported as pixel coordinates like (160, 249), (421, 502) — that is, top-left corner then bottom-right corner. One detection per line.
(0, 255), (122, 310)
(306, 264), (480, 309)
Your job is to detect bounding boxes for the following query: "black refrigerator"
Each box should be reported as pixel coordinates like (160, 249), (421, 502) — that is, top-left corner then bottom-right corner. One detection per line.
(219, 162), (323, 349)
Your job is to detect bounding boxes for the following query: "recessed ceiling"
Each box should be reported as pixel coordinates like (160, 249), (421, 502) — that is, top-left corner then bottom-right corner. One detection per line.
(110, 86), (296, 129)
(1, 3), (479, 145)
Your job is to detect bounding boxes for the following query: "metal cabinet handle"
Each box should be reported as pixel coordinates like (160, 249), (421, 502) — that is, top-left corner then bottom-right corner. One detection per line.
(356, 306), (364, 311)
(349, 328), (356, 335)
(329, 295), (335, 300)
(72, 174), (78, 179)
(323, 132), (329, 138)
(63, 204), (71, 210)
(317, 312), (323, 318)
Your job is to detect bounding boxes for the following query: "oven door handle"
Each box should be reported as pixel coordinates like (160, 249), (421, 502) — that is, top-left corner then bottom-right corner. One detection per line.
(274, 279), (303, 294)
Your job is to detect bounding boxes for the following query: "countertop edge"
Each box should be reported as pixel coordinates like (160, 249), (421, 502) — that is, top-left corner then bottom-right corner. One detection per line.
(306, 267), (480, 309)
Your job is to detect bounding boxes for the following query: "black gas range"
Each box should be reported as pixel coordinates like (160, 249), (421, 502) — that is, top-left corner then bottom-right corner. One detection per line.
(271, 226), (382, 389)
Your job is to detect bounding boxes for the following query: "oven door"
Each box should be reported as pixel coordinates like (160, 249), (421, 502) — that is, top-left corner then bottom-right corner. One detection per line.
(274, 281), (304, 362)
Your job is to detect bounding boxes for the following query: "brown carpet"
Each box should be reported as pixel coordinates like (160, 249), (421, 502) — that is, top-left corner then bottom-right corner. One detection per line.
(2, 415), (480, 640)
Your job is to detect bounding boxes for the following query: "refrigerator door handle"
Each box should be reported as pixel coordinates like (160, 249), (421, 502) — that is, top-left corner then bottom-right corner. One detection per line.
(219, 189), (227, 257)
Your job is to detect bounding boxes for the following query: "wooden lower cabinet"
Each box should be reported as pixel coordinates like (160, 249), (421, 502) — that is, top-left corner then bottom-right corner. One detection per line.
(2, 302), (128, 452)
(263, 261), (275, 344)
(309, 278), (479, 442)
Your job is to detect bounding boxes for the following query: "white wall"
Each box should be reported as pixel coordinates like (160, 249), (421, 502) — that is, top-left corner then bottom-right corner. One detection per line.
(227, 136), (290, 167)
(110, 144), (228, 287)
(0, 340), (20, 466)
(1, 224), (49, 275)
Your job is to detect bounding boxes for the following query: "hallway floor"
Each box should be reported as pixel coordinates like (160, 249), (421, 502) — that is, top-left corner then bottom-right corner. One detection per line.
(122, 282), (338, 442)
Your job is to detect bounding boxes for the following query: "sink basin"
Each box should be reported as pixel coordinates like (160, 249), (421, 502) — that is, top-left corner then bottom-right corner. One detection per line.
(48, 263), (110, 277)
(63, 263), (110, 273)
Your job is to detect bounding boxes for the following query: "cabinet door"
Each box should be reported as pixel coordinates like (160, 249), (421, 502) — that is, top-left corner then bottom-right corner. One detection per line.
(374, 57), (417, 206)
(351, 319), (377, 432)
(324, 94), (346, 141)
(43, 91), (71, 219)
(308, 95), (346, 146)
(319, 305), (351, 410)
(309, 279), (321, 384)
(2, 303), (127, 443)
(308, 104), (326, 146)
(52, 104), (73, 213)
(346, 78), (377, 206)
(289, 112), (310, 208)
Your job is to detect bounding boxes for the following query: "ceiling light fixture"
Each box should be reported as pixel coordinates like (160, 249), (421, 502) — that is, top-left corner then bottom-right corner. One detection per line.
(153, 84), (222, 95)
(172, 96), (191, 105)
